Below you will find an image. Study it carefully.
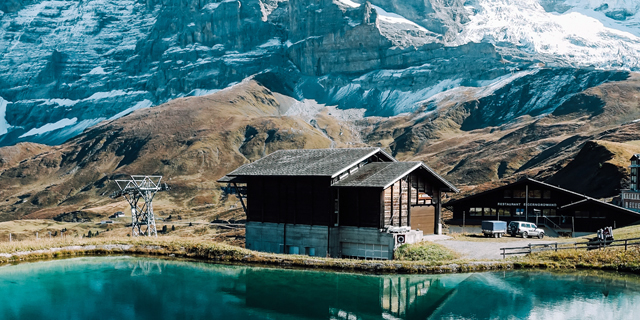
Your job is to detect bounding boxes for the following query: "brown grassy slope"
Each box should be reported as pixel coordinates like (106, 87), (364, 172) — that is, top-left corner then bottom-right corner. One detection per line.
(0, 81), (344, 221)
(368, 73), (640, 197)
(1, 74), (640, 221)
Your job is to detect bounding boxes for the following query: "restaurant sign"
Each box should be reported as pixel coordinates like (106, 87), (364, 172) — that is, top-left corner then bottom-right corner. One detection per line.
(497, 202), (557, 207)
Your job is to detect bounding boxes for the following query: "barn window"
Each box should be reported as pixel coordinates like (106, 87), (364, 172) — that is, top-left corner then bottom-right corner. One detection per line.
(504, 190), (512, 198)
(514, 190), (526, 198)
(498, 208), (510, 217)
(469, 208), (482, 217)
(529, 190), (541, 199)
(484, 208), (496, 217)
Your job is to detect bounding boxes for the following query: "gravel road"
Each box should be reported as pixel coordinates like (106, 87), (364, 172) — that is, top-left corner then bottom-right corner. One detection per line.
(435, 238), (557, 260)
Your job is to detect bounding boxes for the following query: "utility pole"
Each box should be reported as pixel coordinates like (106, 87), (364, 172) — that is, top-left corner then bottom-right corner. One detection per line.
(111, 175), (170, 237)
(525, 184), (529, 221)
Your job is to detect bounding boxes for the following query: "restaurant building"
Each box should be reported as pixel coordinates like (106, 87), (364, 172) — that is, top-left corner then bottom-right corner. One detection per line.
(445, 177), (640, 236)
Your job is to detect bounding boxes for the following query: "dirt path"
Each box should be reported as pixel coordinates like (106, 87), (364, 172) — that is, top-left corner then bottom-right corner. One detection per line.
(435, 238), (556, 260)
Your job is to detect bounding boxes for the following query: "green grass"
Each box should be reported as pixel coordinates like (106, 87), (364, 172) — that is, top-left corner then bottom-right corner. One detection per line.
(394, 241), (460, 262)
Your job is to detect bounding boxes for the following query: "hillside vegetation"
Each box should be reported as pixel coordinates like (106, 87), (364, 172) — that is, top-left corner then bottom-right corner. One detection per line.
(0, 74), (640, 222)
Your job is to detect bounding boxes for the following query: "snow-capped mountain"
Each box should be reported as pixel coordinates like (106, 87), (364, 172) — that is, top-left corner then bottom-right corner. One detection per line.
(0, 0), (638, 146)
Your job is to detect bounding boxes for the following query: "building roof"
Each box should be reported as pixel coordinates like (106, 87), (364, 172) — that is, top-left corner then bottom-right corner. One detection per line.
(332, 162), (459, 192)
(445, 177), (640, 216)
(332, 162), (421, 188)
(559, 198), (640, 216)
(221, 147), (394, 178)
(444, 177), (586, 207)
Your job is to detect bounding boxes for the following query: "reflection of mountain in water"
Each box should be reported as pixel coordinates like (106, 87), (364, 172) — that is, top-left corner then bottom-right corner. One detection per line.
(233, 268), (640, 320)
(429, 272), (640, 320)
(2, 258), (640, 320)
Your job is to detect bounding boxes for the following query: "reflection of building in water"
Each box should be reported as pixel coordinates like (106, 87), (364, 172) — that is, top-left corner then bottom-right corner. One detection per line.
(240, 268), (469, 320)
(380, 277), (465, 319)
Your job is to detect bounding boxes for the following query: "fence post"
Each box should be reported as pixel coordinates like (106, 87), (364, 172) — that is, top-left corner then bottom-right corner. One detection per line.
(555, 243), (558, 252)
(528, 244), (532, 254)
(9, 233), (11, 242)
(625, 240), (628, 251)
(502, 248), (505, 259)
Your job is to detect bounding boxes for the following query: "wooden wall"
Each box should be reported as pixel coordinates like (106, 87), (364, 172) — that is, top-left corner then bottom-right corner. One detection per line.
(338, 188), (382, 228)
(246, 176), (332, 226)
(383, 180), (411, 227)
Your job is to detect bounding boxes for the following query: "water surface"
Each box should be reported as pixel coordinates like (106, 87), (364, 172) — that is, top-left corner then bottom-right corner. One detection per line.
(0, 257), (639, 320)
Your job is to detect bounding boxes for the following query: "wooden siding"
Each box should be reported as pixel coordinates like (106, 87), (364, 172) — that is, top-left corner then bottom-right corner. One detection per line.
(338, 188), (382, 228)
(383, 180), (411, 227)
(246, 176), (332, 226)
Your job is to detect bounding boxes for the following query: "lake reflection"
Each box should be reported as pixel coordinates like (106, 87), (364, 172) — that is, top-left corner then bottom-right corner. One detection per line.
(0, 257), (639, 320)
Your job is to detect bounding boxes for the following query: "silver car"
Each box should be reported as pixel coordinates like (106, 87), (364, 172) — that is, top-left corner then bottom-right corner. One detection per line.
(508, 221), (545, 239)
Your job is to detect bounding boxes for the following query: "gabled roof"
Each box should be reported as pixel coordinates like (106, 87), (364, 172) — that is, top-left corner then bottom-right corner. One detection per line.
(332, 162), (459, 192)
(559, 198), (640, 216)
(444, 177), (585, 207)
(221, 147), (394, 178)
(332, 162), (420, 188)
(445, 177), (640, 216)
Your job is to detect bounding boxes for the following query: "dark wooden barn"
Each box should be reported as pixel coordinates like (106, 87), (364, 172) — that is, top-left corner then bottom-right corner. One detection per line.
(219, 147), (458, 259)
(445, 177), (640, 236)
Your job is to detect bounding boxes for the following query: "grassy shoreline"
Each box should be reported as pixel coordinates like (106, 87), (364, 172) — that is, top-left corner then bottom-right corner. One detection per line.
(0, 237), (512, 274)
(2, 237), (640, 275)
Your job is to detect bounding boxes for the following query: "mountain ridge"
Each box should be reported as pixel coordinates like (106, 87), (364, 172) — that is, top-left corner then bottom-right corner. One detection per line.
(0, 73), (639, 220)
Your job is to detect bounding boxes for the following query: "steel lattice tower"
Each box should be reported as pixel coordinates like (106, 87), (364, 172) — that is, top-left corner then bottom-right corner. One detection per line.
(111, 175), (169, 237)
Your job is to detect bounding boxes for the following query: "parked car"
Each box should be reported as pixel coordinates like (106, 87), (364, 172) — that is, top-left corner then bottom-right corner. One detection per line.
(508, 221), (545, 239)
(481, 220), (507, 238)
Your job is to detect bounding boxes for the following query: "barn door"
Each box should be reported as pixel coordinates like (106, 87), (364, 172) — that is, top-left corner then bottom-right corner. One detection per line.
(410, 205), (435, 234)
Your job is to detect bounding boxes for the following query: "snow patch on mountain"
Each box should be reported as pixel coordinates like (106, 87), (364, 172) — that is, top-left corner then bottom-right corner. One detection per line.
(107, 100), (153, 121)
(0, 97), (11, 135)
(372, 5), (428, 32)
(334, 0), (360, 9)
(19, 118), (78, 138)
(453, 0), (640, 70)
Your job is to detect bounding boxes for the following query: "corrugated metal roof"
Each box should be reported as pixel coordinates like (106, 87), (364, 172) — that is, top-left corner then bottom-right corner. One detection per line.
(225, 147), (394, 177)
(332, 162), (421, 188)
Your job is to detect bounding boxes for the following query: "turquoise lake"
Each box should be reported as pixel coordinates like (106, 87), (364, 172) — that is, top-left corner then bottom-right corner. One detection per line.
(0, 257), (639, 319)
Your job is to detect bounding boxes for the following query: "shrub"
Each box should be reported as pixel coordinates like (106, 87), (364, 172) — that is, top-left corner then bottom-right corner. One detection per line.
(395, 241), (459, 262)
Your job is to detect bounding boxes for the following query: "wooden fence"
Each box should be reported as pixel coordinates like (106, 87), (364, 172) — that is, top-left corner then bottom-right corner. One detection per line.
(500, 237), (640, 259)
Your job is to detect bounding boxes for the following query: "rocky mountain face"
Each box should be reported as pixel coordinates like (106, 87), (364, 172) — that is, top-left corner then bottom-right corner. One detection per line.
(0, 0), (640, 219)
(0, 0), (639, 145)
